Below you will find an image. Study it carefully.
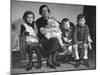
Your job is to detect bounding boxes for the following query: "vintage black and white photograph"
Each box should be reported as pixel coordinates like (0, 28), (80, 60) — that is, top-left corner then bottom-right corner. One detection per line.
(11, 0), (96, 74)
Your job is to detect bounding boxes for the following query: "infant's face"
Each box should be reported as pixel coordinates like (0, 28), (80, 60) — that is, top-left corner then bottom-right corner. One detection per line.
(48, 19), (53, 24)
(63, 21), (70, 30)
(47, 19), (57, 27)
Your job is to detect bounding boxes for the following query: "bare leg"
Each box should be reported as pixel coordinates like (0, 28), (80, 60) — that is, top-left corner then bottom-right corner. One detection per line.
(73, 44), (79, 60)
(83, 44), (88, 59)
(83, 44), (90, 67)
(73, 44), (80, 67)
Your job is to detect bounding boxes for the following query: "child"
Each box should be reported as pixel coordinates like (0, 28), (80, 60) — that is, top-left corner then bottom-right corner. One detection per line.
(40, 17), (65, 49)
(20, 11), (38, 43)
(73, 14), (90, 68)
(61, 18), (74, 59)
(20, 11), (41, 70)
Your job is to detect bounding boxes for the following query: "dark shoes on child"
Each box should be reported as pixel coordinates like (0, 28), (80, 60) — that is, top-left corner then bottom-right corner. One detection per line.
(75, 59), (90, 68)
(83, 59), (90, 68)
(74, 60), (80, 68)
(25, 63), (33, 71)
(25, 63), (42, 71)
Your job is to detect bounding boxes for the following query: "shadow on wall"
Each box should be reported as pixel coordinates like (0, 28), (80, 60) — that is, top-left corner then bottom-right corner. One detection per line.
(11, 19), (24, 51)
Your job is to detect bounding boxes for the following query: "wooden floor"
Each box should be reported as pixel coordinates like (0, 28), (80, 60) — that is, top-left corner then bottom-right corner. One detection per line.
(11, 50), (96, 74)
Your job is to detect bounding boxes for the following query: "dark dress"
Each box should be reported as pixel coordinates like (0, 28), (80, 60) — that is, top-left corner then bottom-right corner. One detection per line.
(73, 24), (89, 44)
(36, 17), (61, 57)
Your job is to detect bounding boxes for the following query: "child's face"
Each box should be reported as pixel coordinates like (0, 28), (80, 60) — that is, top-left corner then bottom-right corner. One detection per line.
(26, 14), (34, 24)
(63, 21), (70, 30)
(77, 18), (86, 26)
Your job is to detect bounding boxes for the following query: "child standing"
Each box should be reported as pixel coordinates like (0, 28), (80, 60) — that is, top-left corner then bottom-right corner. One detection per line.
(73, 14), (90, 68)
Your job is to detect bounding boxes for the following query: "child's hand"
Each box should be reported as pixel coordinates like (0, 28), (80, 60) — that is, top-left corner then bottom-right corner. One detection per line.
(63, 37), (68, 42)
(88, 43), (92, 50)
(68, 39), (72, 42)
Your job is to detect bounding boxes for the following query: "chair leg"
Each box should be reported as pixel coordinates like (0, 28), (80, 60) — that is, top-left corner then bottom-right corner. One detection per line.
(52, 51), (60, 67)
(25, 46), (33, 71)
(35, 46), (42, 69)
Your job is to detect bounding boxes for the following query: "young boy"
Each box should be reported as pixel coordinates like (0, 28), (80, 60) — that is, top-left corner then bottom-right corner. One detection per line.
(61, 18), (74, 59)
(40, 17), (65, 49)
(20, 11), (41, 70)
(73, 14), (90, 68)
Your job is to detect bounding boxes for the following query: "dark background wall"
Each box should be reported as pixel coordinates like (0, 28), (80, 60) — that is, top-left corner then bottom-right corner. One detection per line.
(83, 6), (96, 51)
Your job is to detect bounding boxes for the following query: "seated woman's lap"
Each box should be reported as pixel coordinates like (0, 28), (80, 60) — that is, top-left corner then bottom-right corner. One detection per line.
(40, 38), (60, 57)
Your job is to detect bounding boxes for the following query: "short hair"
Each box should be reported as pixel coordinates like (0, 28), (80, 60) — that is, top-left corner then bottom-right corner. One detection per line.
(77, 14), (85, 20)
(39, 5), (50, 15)
(61, 18), (69, 23)
(23, 11), (35, 21)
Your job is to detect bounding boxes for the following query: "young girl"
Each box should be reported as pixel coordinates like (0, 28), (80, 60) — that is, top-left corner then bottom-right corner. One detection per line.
(20, 11), (41, 70)
(40, 17), (65, 49)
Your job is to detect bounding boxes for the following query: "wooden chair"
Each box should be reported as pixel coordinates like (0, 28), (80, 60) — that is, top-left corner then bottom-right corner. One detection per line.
(19, 34), (27, 60)
(19, 34), (41, 60)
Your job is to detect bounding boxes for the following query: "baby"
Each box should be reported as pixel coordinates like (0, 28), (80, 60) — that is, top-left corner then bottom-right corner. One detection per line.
(40, 18), (65, 48)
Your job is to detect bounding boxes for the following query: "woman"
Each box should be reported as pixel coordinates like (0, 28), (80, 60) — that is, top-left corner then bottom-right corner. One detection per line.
(36, 5), (61, 68)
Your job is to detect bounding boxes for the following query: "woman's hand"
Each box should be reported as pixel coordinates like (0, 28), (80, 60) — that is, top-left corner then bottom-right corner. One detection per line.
(40, 27), (46, 34)
(24, 31), (29, 35)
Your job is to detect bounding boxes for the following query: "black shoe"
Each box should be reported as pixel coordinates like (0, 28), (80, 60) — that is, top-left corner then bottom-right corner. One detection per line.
(67, 55), (75, 61)
(48, 64), (56, 68)
(54, 62), (61, 67)
(46, 62), (56, 68)
(25, 63), (33, 71)
(74, 60), (80, 68)
(83, 59), (90, 68)
(35, 64), (42, 69)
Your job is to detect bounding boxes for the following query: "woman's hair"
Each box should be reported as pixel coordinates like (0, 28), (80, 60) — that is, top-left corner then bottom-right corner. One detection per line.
(39, 5), (50, 15)
(61, 18), (69, 23)
(77, 14), (85, 20)
(23, 11), (35, 21)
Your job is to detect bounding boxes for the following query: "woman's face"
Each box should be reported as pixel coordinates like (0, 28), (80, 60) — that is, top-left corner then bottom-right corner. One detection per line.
(26, 14), (34, 24)
(41, 7), (50, 19)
